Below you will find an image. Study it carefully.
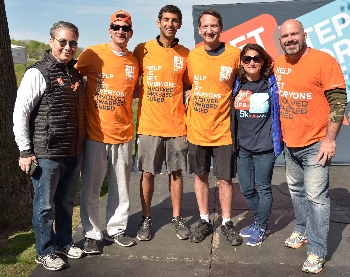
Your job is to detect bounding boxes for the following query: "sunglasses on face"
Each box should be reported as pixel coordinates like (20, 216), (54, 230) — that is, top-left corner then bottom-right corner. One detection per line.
(55, 38), (78, 48)
(242, 55), (262, 64)
(110, 24), (131, 32)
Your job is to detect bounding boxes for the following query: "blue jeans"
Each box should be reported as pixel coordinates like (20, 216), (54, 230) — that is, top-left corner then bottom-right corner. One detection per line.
(237, 147), (276, 230)
(284, 141), (330, 258)
(31, 154), (83, 256)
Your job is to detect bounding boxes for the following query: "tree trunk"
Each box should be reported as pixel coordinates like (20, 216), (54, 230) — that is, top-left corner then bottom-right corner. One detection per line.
(0, 0), (33, 234)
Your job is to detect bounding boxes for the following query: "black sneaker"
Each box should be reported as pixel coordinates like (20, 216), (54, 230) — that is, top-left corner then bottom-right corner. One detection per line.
(83, 238), (100, 254)
(105, 232), (136, 247)
(221, 221), (243, 246)
(137, 216), (152, 241)
(190, 219), (213, 243)
(172, 216), (190, 240)
(55, 243), (84, 259)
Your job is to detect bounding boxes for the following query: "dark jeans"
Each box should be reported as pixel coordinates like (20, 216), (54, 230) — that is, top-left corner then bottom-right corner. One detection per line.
(31, 154), (83, 256)
(237, 147), (276, 229)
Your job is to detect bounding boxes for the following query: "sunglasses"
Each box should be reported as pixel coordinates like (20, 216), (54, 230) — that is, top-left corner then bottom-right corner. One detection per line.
(55, 38), (78, 48)
(242, 55), (262, 64)
(110, 24), (131, 32)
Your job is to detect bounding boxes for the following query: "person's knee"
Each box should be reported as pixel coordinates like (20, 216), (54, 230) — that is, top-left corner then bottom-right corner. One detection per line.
(306, 190), (329, 205)
(258, 184), (273, 196)
(195, 173), (208, 181)
(170, 170), (182, 180)
(142, 171), (155, 182)
(218, 179), (232, 187)
(241, 187), (257, 198)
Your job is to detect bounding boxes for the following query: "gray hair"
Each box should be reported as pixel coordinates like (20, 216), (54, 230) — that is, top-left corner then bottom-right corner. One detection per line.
(50, 21), (79, 38)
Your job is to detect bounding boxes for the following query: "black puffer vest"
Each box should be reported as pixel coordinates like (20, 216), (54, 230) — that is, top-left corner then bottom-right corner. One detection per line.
(28, 50), (86, 158)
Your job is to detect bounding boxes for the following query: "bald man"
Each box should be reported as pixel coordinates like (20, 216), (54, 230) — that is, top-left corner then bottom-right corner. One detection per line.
(275, 19), (347, 274)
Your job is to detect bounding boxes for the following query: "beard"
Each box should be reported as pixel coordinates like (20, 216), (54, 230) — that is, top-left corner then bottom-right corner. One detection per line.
(282, 38), (306, 55)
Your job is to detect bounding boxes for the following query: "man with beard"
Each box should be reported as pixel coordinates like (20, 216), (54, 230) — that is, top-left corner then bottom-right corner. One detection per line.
(76, 10), (139, 254)
(275, 19), (347, 274)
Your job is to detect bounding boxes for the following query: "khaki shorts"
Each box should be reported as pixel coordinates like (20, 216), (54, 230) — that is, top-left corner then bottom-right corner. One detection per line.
(188, 142), (236, 180)
(137, 135), (188, 175)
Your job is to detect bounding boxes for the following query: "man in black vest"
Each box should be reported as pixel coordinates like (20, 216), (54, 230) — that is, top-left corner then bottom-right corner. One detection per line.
(13, 21), (86, 271)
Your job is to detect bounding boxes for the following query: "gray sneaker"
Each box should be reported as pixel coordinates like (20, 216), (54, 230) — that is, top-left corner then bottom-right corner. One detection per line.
(302, 255), (326, 274)
(55, 243), (84, 259)
(221, 221), (243, 246)
(35, 252), (66, 271)
(83, 238), (100, 254)
(105, 232), (136, 247)
(172, 216), (190, 240)
(285, 233), (307, 249)
(190, 219), (213, 243)
(137, 217), (152, 241)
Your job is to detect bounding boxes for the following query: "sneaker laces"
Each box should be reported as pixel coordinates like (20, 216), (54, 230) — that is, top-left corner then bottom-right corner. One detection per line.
(116, 232), (127, 238)
(225, 225), (239, 236)
(173, 216), (185, 227)
(194, 220), (208, 232)
(139, 218), (151, 230)
(307, 254), (323, 264)
(85, 238), (95, 245)
(48, 252), (60, 260)
(67, 242), (76, 248)
(255, 228), (265, 238)
(177, 219), (186, 228)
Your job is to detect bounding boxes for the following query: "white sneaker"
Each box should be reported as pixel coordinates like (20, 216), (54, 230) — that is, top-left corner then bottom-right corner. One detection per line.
(35, 252), (66, 271)
(55, 243), (84, 259)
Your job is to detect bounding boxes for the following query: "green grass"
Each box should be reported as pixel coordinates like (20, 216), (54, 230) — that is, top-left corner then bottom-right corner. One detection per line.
(0, 179), (108, 277)
(0, 230), (37, 277)
(0, 67), (139, 277)
(14, 61), (37, 87)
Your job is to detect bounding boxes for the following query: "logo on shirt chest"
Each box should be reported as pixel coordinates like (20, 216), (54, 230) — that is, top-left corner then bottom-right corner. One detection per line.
(125, 65), (135, 80)
(174, 56), (184, 71)
(56, 77), (64, 86)
(219, 66), (233, 82)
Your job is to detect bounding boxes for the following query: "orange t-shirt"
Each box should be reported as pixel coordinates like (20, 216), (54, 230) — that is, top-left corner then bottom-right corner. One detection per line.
(186, 44), (240, 146)
(76, 44), (139, 144)
(133, 39), (189, 137)
(275, 48), (346, 147)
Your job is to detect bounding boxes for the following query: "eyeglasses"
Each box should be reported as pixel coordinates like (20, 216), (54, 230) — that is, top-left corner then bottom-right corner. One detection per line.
(242, 55), (262, 64)
(110, 24), (131, 32)
(55, 38), (78, 48)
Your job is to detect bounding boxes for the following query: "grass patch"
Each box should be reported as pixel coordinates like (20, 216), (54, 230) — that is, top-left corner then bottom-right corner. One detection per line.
(0, 175), (124, 276)
(14, 60), (37, 87)
(1, 59), (140, 277)
(0, 230), (37, 277)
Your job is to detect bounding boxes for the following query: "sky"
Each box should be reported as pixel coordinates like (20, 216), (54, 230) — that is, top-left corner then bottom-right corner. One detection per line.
(4, 0), (289, 51)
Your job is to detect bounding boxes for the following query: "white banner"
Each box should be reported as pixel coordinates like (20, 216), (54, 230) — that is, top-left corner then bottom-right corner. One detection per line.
(11, 44), (27, 65)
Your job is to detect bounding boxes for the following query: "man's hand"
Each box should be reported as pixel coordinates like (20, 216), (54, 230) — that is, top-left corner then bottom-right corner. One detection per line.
(184, 90), (192, 110)
(19, 156), (37, 175)
(316, 139), (336, 166)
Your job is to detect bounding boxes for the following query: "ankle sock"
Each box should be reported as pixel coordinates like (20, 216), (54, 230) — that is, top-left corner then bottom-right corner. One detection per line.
(200, 214), (210, 223)
(222, 216), (231, 225)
